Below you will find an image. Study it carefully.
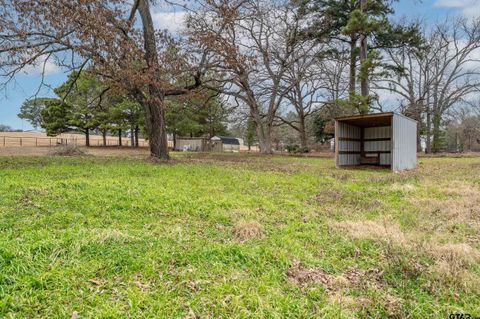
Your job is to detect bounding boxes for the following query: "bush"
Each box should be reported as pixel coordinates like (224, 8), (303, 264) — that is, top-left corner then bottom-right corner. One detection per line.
(285, 144), (300, 153)
(285, 144), (310, 154)
(48, 145), (86, 156)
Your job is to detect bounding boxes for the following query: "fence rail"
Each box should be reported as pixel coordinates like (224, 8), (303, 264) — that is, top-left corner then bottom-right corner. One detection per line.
(0, 135), (152, 148)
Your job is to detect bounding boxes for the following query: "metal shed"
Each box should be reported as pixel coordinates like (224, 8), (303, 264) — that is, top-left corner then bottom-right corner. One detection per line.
(211, 136), (241, 152)
(334, 112), (417, 172)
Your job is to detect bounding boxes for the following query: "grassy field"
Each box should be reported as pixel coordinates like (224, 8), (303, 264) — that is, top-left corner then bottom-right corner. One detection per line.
(0, 153), (479, 318)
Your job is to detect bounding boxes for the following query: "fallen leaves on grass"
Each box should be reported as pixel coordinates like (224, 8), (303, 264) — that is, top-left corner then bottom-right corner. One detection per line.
(286, 261), (385, 291)
(286, 260), (334, 290)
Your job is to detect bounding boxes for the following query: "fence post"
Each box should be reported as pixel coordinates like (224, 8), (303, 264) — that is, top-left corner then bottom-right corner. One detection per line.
(2, 136), (5, 147)
(35, 138), (38, 147)
(50, 139), (52, 147)
(20, 137), (22, 147)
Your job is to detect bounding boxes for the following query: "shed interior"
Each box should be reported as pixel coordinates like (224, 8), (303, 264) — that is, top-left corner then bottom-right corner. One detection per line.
(336, 113), (393, 168)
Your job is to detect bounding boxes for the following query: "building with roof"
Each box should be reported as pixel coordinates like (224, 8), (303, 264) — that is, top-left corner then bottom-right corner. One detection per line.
(334, 112), (417, 171)
(211, 136), (241, 152)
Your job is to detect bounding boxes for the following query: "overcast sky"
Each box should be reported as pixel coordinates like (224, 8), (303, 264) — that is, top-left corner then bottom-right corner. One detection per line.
(0, 0), (477, 130)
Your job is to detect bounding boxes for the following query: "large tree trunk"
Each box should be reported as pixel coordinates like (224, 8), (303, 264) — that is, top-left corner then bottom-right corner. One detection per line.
(299, 121), (307, 150)
(118, 129), (122, 146)
(141, 97), (169, 157)
(85, 128), (90, 147)
(251, 109), (272, 154)
(138, 0), (169, 160)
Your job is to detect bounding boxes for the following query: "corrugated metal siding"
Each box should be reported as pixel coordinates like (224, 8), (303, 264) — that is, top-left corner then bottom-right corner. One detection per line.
(364, 126), (391, 165)
(392, 114), (417, 171)
(338, 122), (361, 166)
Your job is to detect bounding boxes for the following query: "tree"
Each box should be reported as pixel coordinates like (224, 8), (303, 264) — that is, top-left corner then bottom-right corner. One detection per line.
(1, 0), (214, 159)
(166, 92), (229, 148)
(18, 98), (55, 129)
(378, 17), (480, 153)
(41, 99), (71, 136)
(0, 124), (20, 132)
(311, 112), (334, 143)
(110, 98), (143, 147)
(276, 36), (326, 149)
(54, 71), (107, 146)
(298, 0), (421, 112)
(190, 0), (307, 154)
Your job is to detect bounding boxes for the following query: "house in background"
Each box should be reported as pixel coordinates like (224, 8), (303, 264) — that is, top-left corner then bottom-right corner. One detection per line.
(211, 136), (241, 152)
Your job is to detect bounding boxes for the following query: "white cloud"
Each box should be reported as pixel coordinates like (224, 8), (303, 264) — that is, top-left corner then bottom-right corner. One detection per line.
(22, 56), (60, 76)
(152, 11), (187, 33)
(435, 0), (480, 18)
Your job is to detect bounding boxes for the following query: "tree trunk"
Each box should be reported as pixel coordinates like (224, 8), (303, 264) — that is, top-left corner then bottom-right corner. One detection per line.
(299, 117), (307, 150)
(118, 129), (122, 146)
(130, 127), (135, 147)
(138, 0), (169, 160)
(359, 0), (369, 100)
(251, 109), (272, 154)
(432, 113), (442, 153)
(85, 128), (90, 147)
(135, 125), (139, 147)
(102, 130), (107, 147)
(426, 94), (432, 153)
(349, 37), (357, 102)
(173, 131), (177, 150)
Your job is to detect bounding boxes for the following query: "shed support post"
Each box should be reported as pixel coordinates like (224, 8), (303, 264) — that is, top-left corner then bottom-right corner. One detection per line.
(334, 120), (339, 167)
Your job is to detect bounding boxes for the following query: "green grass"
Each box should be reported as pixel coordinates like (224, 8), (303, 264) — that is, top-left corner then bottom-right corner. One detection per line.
(0, 153), (479, 318)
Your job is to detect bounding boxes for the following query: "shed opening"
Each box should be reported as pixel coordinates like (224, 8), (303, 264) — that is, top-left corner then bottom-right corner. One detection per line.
(334, 112), (417, 171)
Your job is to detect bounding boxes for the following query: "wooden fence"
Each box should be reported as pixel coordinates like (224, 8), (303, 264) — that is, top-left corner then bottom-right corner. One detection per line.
(0, 135), (152, 148)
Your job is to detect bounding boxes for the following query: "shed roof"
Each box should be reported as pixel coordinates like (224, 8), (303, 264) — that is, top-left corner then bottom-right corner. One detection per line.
(335, 112), (393, 128)
(212, 136), (240, 145)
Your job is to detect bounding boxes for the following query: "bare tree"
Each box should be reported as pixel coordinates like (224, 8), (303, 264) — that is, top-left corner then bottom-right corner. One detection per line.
(376, 17), (480, 152)
(189, 0), (303, 154)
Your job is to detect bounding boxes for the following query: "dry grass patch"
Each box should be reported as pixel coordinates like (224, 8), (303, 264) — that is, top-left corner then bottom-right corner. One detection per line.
(48, 145), (86, 156)
(408, 181), (480, 240)
(91, 229), (136, 244)
(426, 243), (480, 291)
(335, 220), (409, 246)
(232, 221), (264, 242)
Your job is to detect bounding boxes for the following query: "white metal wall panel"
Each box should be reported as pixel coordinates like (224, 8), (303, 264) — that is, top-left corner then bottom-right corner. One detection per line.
(392, 114), (417, 171)
(338, 122), (361, 166)
(364, 126), (392, 165)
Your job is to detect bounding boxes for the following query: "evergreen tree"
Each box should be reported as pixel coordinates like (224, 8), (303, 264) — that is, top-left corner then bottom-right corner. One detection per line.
(298, 0), (422, 113)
